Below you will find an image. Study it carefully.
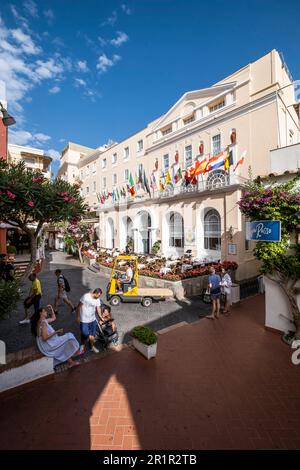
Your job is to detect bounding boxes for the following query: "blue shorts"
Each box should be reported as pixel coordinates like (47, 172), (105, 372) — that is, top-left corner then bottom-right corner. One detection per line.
(80, 320), (97, 338)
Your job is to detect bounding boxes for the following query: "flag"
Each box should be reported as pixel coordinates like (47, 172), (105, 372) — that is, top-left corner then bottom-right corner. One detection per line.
(159, 174), (165, 191)
(194, 158), (208, 175)
(224, 148), (230, 172)
(174, 166), (183, 183)
(143, 170), (151, 197)
(150, 172), (157, 191)
(116, 187), (120, 200)
(135, 172), (139, 185)
(233, 151), (246, 172)
(205, 150), (226, 172)
(129, 173), (135, 196)
(165, 170), (172, 185)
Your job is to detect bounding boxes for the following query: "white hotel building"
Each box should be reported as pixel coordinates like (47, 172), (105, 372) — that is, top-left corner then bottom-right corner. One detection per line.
(58, 50), (300, 280)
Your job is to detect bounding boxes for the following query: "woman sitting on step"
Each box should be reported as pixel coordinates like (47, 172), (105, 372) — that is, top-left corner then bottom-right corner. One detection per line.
(31, 304), (81, 368)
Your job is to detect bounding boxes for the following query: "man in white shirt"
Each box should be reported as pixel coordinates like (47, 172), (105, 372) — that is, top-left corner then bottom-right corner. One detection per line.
(76, 288), (102, 354)
(117, 263), (133, 292)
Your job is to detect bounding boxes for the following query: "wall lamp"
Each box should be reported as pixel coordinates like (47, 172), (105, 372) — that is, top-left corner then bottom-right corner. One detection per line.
(0, 102), (16, 127)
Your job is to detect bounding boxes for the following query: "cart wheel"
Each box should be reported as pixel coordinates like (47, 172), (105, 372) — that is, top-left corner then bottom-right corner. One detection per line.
(142, 297), (152, 307)
(110, 296), (120, 307)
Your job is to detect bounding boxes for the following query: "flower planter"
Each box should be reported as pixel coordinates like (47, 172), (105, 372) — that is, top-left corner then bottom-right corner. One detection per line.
(132, 338), (157, 359)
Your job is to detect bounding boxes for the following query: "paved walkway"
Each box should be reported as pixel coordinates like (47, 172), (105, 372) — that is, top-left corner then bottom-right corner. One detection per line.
(1, 294), (300, 450)
(0, 251), (210, 353)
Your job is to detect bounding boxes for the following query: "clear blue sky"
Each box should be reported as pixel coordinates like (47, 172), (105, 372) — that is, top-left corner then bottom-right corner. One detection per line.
(1, 0), (299, 175)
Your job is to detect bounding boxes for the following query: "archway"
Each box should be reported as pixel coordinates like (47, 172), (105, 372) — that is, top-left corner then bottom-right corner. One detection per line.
(135, 211), (152, 254)
(165, 211), (184, 256)
(121, 216), (134, 251)
(106, 218), (115, 249)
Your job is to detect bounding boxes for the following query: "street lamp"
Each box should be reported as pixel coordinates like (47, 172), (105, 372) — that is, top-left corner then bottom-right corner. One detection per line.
(0, 102), (16, 127)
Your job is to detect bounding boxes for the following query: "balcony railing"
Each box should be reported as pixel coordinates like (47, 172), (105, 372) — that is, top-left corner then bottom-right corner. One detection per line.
(98, 173), (247, 210)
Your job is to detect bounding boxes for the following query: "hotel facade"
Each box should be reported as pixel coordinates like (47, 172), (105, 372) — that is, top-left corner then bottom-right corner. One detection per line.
(58, 50), (300, 280)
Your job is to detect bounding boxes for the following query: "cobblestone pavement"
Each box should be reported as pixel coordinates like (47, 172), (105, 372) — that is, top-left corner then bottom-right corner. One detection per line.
(0, 251), (211, 353)
(1, 294), (300, 450)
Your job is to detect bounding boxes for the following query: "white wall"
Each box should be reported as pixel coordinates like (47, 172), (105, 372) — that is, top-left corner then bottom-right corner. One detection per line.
(265, 276), (300, 333)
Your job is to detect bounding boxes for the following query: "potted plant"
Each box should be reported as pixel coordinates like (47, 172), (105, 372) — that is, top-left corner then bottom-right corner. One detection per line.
(131, 325), (158, 359)
(151, 240), (161, 256)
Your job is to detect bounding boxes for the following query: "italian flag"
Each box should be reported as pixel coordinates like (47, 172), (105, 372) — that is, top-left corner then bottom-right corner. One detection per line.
(129, 173), (135, 196)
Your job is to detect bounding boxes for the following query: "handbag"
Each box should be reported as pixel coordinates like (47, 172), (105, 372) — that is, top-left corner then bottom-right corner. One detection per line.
(220, 292), (226, 306)
(202, 288), (211, 304)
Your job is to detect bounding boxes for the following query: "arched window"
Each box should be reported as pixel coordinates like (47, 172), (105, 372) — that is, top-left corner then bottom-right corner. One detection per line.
(169, 212), (184, 248)
(204, 209), (221, 251)
(206, 169), (229, 190)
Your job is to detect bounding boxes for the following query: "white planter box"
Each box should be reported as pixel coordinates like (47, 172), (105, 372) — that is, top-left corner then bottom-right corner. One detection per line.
(231, 284), (240, 304)
(132, 338), (157, 359)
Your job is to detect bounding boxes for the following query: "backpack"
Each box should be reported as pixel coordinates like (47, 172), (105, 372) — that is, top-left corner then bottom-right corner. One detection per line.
(63, 275), (71, 292)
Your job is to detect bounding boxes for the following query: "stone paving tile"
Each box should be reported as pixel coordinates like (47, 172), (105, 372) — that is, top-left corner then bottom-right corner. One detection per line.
(1, 294), (300, 450)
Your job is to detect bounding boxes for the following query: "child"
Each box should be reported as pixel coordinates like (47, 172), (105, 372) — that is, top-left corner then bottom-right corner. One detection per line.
(100, 304), (116, 334)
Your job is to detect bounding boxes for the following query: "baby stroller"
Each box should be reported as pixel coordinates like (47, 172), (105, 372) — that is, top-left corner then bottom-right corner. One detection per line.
(95, 304), (119, 349)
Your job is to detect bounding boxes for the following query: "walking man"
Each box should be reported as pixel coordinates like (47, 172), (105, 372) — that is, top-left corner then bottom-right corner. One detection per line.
(76, 288), (103, 354)
(54, 269), (75, 313)
(19, 273), (42, 324)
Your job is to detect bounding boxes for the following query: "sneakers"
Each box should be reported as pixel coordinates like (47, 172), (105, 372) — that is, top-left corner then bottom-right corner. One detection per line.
(19, 319), (30, 325)
(91, 346), (99, 354)
(79, 345), (85, 354)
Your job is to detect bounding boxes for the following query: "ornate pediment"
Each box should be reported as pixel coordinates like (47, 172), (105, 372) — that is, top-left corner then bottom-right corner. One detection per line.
(152, 82), (236, 132)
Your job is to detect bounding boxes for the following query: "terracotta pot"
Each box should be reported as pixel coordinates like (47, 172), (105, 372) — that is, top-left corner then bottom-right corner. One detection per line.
(155, 159), (158, 170)
(175, 151), (179, 164)
(230, 130), (236, 144)
(199, 142), (204, 155)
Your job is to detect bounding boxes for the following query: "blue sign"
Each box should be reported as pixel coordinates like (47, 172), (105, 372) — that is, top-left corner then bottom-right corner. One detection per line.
(246, 220), (281, 242)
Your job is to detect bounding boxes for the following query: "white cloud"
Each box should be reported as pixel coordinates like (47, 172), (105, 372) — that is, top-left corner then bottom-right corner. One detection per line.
(77, 60), (89, 72)
(110, 31), (129, 47)
(74, 78), (87, 87)
(8, 129), (51, 146)
(52, 37), (64, 47)
(23, 0), (38, 18)
(96, 53), (121, 73)
(35, 58), (64, 80)
(47, 148), (60, 161)
(98, 36), (107, 47)
(59, 138), (66, 143)
(9, 129), (33, 145)
(121, 4), (132, 15)
(49, 86), (61, 94)
(43, 9), (55, 24)
(11, 28), (41, 55)
(10, 5), (30, 30)
(34, 133), (51, 142)
(101, 10), (117, 27)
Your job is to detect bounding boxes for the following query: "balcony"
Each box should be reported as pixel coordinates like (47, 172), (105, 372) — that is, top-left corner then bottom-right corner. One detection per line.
(270, 142), (300, 174)
(98, 173), (247, 211)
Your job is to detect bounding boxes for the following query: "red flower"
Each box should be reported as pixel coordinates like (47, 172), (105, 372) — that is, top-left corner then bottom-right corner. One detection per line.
(28, 201), (34, 207)
(6, 191), (16, 200)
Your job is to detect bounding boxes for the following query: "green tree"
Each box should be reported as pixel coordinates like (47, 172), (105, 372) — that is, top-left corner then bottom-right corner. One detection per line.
(0, 160), (86, 275)
(238, 174), (300, 339)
